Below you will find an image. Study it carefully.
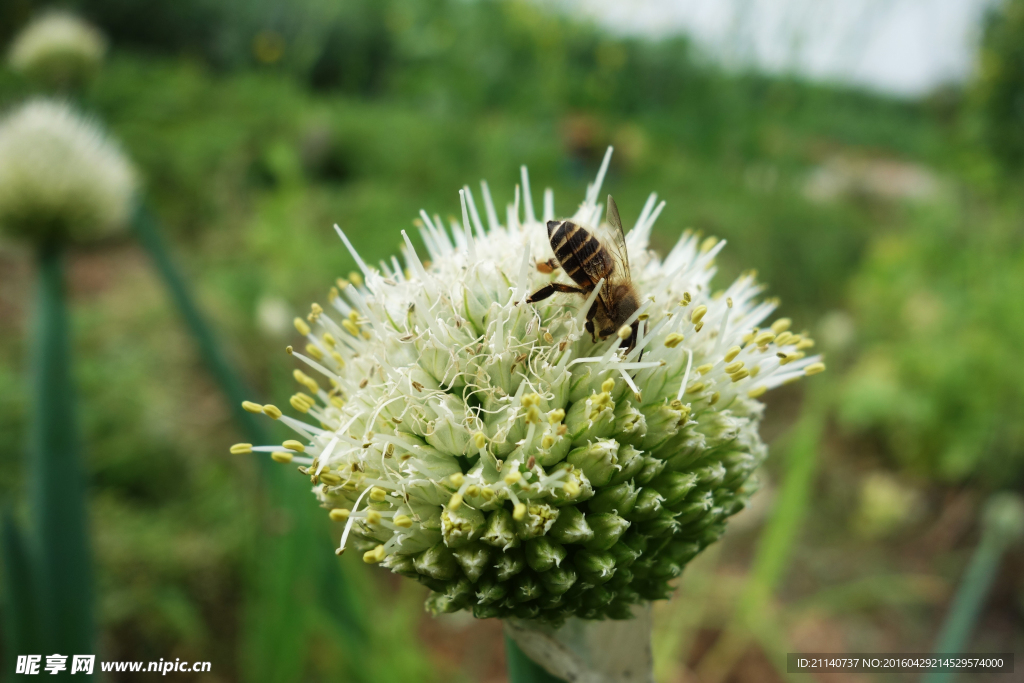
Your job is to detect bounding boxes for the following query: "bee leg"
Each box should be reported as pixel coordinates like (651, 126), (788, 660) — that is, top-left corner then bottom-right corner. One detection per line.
(526, 282), (586, 304)
(585, 302), (599, 341)
(536, 258), (559, 274)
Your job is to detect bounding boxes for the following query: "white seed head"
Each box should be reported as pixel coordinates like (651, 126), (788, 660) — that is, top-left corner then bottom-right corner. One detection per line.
(8, 12), (106, 89)
(245, 149), (824, 622)
(0, 100), (137, 245)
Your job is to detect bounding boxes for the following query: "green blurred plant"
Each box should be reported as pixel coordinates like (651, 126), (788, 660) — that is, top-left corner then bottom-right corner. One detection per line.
(973, 0), (1024, 172)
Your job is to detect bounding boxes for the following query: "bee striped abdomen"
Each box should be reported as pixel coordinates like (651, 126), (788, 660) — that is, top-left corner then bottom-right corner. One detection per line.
(549, 220), (610, 288)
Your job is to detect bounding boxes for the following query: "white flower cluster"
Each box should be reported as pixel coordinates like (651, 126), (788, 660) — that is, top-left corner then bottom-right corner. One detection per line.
(0, 100), (136, 246)
(8, 12), (106, 89)
(234, 149), (824, 622)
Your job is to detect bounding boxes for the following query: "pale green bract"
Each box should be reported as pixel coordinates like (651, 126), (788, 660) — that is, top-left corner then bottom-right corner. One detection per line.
(237, 149), (824, 623)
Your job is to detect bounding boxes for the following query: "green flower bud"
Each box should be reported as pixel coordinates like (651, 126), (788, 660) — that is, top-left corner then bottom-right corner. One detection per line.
(426, 577), (474, 614)
(473, 603), (502, 619)
(539, 565), (577, 595)
(514, 503), (560, 539)
(613, 401), (648, 445)
(588, 480), (639, 515)
(605, 599), (634, 620)
(494, 547), (525, 581)
(652, 471), (699, 506)
(640, 402), (682, 451)
(441, 502), (486, 548)
(582, 585), (617, 612)
(513, 572), (545, 602)
(665, 540), (701, 565)
(608, 444), (645, 485)
(566, 439), (620, 487)
(575, 549), (617, 584)
(475, 573), (508, 605)
(640, 513), (681, 540)
(525, 536), (568, 571)
(695, 461), (727, 490)
(481, 508), (520, 549)
(720, 450), (759, 489)
(584, 512), (631, 550)
(674, 491), (714, 524)
(629, 487), (665, 521)
(634, 454), (667, 485)
(452, 541), (492, 582)
(564, 392), (616, 445)
(608, 540), (641, 567)
(381, 553), (419, 578)
(414, 543), (459, 581)
(548, 505), (594, 545)
(514, 602), (542, 619)
(651, 557), (683, 580)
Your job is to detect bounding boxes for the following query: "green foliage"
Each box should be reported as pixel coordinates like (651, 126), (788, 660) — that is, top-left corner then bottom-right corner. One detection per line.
(973, 0), (1024, 171)
(839, 199), (1024, 486)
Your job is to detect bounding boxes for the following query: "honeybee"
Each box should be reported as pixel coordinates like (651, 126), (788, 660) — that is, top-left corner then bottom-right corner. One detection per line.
(527, 195), (643, 352)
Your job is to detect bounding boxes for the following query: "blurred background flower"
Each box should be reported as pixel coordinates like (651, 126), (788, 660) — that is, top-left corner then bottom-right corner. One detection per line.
(7, 11), (106, 90)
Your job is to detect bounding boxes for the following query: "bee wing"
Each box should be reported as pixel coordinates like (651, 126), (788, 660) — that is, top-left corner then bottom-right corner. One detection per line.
(601, 194), (631, 283)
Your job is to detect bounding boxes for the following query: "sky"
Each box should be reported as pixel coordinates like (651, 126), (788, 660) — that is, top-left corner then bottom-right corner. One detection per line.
(559, 0), (1000, 96)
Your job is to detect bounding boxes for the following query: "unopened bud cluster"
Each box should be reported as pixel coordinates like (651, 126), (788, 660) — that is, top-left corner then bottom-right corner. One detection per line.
(234, 150), (823, 623)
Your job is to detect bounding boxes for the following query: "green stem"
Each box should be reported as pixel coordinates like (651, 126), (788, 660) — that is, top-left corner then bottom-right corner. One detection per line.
(132, 203), (267, 445)
(505, 634), (567, 683)
(923, 530), (1007, 683)
(29, 245), (94, 656)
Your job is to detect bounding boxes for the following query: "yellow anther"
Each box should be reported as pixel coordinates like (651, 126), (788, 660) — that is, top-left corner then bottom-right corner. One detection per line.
(271, 451), (293, 463)
(504, 470), (522, 486)
(230, 443), (252, 455)
(262, 404), (282, 420)
(754, 331), (776, 345)
(342, 319), (360, 336)
(369, 487), (387, 502)
(310, 302), (323, 317)
(348, 310), (359, 323)
(796, 338), (816, 350)
(727, 297), (733, 308)
(290, 394), (311, 413)
(283, 440), (306, 452)
(709, 392), (720, 405)
(242, 401), (264, 414)
(695, 321), (704, 333)
(481, 487), (496, 500)
(805, 362), (826, 376)
(336, 277), (349, 289)
(512, 503), (527, 521)
(294, 369), (320, 394)
(472, 432), (487, 450)
(725, 361), (745, 374)
(696, 363), (714, 375)
(348, 271), (363, 287)
(363, 545), (386, 564)
(465, 484), (481, 497)
(742, 331), (757, 345)
(329, 508), (350, 522)
(691, 305), (708, 324)
(557, 424), (567, 436)
(525, 406), (541, 424)
(305, 344), (324, 360)
(541, 435), (555, 449)
(563, 480), (580, 496)
(365, 510), (382, 525)
(322, 333), (337, 348)
(700, 236), (719, 253)
(548, 409), (565, 425)
(331, 351), (346, 367)
(449, 473), (465, 487)
(328, 286), (339, 301)
(724, 345), (742, 362)
(748, 386), (768, 398)
(664, 332), (685, 348)
(393, 514), (413, 528)
(320, 472), (342, 485)
(681, 292), (692, 306)
(730, 369), (750, 382)
(774, 331), (794, 346)
(617, 325), (632, 340)
(330, 397), (345, 410)
(771, 318), (792, 333)
(522, 393), (541, 407)
(449, 493), (464, 510)
(294, 317), (311, 336)
(749, 365), (761, 378)
(685, 381), (706, 395)
(601, 378), (616, 393)
(285, 345), (294, 355)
